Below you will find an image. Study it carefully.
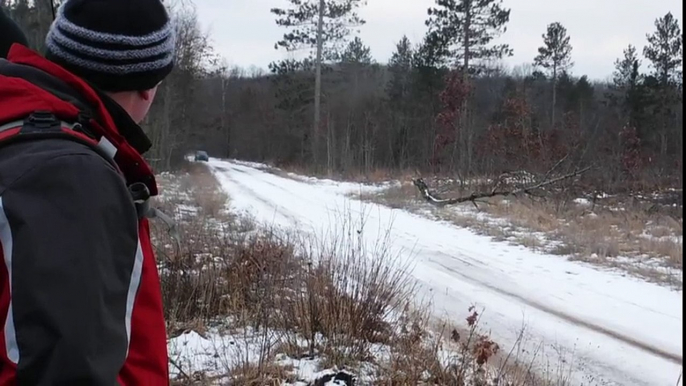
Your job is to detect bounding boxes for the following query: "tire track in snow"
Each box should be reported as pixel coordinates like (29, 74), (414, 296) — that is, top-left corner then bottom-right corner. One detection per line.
(431, 258), (682, 364)
(211, 164), (302, 226)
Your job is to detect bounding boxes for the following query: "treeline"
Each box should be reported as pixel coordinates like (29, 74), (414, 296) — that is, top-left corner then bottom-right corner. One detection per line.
(195, 0), (682, 193)
(3, 0), (683, 192)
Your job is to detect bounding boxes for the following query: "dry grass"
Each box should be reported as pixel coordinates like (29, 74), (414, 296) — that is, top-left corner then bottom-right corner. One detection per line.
(361, 180), (683, 287)
(153, 164), (580, 385)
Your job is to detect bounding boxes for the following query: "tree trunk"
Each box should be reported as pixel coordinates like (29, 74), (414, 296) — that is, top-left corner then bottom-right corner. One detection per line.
(451, 0), (471, 174)
(462, 0), (471, 174)
(344, 120), (352, 171)
(313, 0), (325, 169)
(221, 76), (230, 158)
(326, 112), (335, 175)
(551, 65), (557, 129)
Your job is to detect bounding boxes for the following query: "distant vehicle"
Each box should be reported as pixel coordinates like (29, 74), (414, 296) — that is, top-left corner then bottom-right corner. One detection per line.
(194, 150), (209, 162)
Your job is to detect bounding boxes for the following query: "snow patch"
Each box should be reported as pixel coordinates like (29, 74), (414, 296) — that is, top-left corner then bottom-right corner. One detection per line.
(574, 197), (592, 206)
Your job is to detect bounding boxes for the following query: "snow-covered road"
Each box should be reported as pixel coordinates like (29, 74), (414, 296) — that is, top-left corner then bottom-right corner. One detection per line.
(208, 159), (683, 386)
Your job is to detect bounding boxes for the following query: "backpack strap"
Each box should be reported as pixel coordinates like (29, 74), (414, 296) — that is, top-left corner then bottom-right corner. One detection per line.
(0, 111), (106, 154)
(0, 110), (151, 219)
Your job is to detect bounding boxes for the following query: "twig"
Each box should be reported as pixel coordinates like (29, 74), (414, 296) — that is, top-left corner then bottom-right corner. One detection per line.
(496, 321), (526, 381)
(168, 356), (192, 381)
(541, 151), (571, 182)
(676, 370), (682, 386)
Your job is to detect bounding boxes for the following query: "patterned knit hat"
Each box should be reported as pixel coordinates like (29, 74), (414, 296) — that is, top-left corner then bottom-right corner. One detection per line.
(45, 0), (175, 92)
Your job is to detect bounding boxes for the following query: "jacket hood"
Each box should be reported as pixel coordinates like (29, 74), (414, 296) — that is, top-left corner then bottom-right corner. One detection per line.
(0, 44), (153, 155)
(0, 44), (157, 195)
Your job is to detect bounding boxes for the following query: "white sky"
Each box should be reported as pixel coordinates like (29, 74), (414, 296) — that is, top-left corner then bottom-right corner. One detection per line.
(194, 0), (683, 81)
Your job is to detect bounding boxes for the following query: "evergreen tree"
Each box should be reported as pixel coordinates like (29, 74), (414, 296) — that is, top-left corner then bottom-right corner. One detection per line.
(423, 0), (512, 172)
(612, 45), (641, 90)
(608, 45), (649, 131)
(385, 36), (416, 167)
(642, 12), (683, 157)
(270, 0), (365, 64)
(270, 0), (366, 170)
(424, 0), (512, 75)
(387, 36), (413, 104)
(340, 36), (372, 64)
(533, 22), (573, 128)
(643, 12), (683, 85)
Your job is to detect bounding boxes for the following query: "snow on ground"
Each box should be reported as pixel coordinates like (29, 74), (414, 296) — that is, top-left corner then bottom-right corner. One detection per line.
(405, 194), (682, 286)
(169, 330), (246, 378)
(168, 327), (373, 385)
(231, 159), (396, 194)
(207, 158), (683, 386)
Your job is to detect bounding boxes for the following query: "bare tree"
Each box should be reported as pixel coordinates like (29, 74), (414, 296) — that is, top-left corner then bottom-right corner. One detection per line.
(143, 2), (217, 169)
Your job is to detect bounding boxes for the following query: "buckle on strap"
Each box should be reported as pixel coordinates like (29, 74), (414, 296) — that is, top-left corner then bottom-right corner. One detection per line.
(129, 182), (181, 251)
(0, 114), (80, 136)
(2, 111), (118, 159)
(22, 111), (63, 133)
(129, 182), (151, 219)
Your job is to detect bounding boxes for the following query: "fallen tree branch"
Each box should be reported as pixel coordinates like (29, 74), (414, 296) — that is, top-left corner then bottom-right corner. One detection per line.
(413, 166), (592, 207)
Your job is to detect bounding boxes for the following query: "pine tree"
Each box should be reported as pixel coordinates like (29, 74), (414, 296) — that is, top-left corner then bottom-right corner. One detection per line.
(385, 36), (415, 167)
(340, 37), (372, 64)
(270, 0), (366, 170)
(387, 36), (413, 105)
(534, 22), (573, 128)
(424, 0), (512, 75)
(270, 0), (365, 63)
(608, 45), (648, 130)
(423, 0), (511, 173)
(642, 12), (683, 157)
(643, 12), (682, 86)
(612, 45), (641, 90)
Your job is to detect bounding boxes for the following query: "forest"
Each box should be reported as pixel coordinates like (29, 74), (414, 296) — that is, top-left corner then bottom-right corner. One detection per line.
(2, 0), (683, 194)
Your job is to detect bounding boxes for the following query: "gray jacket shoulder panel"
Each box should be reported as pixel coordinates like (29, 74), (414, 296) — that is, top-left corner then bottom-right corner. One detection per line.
(0, 138), (139, 384)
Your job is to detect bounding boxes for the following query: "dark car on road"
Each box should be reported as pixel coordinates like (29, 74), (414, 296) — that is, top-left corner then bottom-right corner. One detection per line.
(194, 150), (209, 162)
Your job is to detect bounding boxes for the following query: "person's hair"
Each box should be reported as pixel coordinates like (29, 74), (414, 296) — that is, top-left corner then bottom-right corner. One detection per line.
(44, 0), (175, 93)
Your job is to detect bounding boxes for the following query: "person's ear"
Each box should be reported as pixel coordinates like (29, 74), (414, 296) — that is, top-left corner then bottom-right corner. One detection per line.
(138, 89), (153, 101)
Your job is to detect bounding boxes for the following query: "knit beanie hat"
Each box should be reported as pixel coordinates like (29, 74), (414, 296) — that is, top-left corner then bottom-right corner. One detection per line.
(45, 0), (175, 92)
(0, 7), (29, 58)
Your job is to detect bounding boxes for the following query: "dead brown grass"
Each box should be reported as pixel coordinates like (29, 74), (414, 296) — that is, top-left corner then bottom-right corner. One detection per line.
(154, 164), (578, 385)
(361, 181), (683, 287)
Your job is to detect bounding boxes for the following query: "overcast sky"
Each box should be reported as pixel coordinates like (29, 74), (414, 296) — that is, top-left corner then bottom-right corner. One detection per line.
(194, 0), (683, 81)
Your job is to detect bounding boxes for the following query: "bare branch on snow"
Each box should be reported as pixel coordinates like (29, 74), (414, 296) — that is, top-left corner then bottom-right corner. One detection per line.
(413, 166), (592, 207)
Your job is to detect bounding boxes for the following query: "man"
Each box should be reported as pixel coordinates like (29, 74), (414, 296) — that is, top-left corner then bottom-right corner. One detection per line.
(0, 7), (28, 58)
(0, 0), (174, 384)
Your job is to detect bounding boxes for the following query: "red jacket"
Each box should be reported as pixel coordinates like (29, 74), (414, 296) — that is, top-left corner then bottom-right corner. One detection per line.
(0, 45), (168, 385)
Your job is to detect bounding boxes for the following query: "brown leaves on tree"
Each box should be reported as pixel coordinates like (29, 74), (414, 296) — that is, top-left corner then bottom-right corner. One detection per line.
(620, 125), (644, 178)
(432, 71), (473, 169)
(477, 93), (580, 174)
